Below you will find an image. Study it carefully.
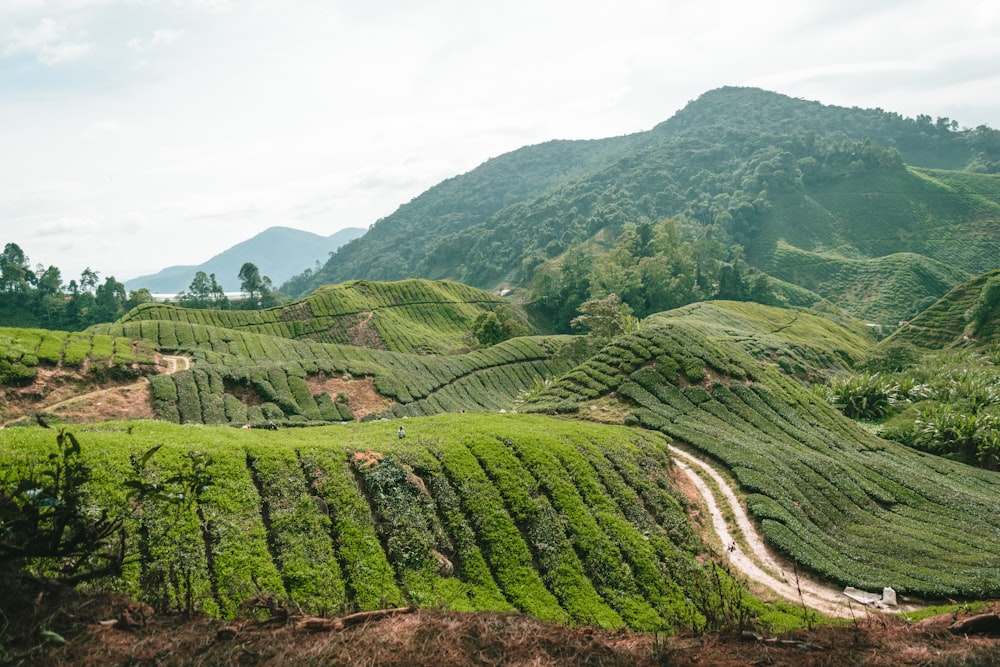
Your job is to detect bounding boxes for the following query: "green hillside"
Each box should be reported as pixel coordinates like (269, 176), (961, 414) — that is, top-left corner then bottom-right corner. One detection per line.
(763, 243), (969, 325)
(1, 416), (755, 632)
(879, 269), (1000, 349)
(286, 87), (1000, 328)
(89, 320), (580, 426)
(119, 279), (528, 354)
(521, 303), (1000, 598)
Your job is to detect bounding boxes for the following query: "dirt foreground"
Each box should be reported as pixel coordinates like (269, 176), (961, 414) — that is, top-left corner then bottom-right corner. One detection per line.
(2, 572), (998, 667)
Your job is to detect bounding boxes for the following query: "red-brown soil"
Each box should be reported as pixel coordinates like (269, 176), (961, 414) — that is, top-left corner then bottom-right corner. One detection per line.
(0, 355), (185, 428)
(306, 373), (394, 420)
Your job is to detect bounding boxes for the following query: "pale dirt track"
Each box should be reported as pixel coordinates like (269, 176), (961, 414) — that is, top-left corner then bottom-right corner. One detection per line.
(669, 445), (917, 619)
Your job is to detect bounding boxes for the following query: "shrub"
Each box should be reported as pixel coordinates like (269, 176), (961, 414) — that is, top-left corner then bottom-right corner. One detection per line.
(826, 372), (898, 420)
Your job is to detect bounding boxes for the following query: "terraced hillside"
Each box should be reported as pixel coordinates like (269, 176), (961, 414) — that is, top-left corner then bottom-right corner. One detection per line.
(6, 292), (1000, 634)
(120, 279), (524, 354)
(523, 302), (1000, 599)
(763, 243), (969, 325)
(84, 318), (580, 425)
(0, 417), (764, 632)
(878, 268), (1000, 349)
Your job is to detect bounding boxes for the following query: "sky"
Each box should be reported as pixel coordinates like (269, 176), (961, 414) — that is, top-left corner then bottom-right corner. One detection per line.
(2, 0), (999, 287)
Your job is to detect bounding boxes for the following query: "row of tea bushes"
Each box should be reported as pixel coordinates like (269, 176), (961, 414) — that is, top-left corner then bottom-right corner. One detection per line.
(1, 416), (742, 631)
(0, 326), (157, 385)
(117, 279), (521, 355)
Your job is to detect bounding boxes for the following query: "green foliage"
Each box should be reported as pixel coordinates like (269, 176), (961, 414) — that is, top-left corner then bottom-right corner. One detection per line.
(825, 372), (898, 420)
(177, 271), (230, 310)
(0, 417), (755, 630)
(0, 431), (213, 595)
(967, 274), (1000, 336)
(471, 307), (527, 347)
(880, 269), (1000, 349)
(527, 313), (1000, 599)
(117, 278), (535, 356)
(0, 430), (124, 581)
(835, 346), (1000, 470)
(911, 404), (999, 468)
(570, 293), (638, 342)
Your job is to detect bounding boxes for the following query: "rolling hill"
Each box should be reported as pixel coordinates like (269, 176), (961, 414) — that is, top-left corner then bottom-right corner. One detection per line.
(115, 278), (530, 354)
(285, 87), (1000, 327)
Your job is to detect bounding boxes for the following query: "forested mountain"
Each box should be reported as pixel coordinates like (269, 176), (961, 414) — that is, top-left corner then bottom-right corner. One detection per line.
(127, 225), (365, 294)
(286, 87), (1000, 327)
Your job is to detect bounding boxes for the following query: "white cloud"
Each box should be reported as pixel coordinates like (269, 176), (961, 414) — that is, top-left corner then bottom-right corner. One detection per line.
(4, 17), (92, 64)
(186, 0), (235, 14)
(128, 28), (185, 51)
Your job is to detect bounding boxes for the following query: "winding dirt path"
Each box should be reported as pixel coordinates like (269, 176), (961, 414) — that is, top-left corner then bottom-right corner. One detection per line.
(669, 445), (916, 619)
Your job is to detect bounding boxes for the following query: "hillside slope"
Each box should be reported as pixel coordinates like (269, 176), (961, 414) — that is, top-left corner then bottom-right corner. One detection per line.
(878, 268), (1000, 349)
(1, 416), (742, 633)
(521, 302), (1000, 599)
(288, 87), (1000, 326)
(117, 278), (528, 354)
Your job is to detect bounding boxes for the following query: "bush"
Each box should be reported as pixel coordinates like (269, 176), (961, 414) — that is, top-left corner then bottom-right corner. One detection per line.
(826, 372), (898, 420)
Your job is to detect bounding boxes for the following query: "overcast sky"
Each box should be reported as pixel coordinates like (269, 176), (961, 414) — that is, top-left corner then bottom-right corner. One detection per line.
(2, 0), (999, 286)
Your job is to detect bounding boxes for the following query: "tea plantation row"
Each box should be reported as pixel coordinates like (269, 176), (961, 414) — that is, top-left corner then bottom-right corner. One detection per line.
(0, 416), (770, 632)
(525, 309), (1000, 598)
(0, 326), (157, 386)
(92, 317), (581, 424)
(119, 279), (521, 354)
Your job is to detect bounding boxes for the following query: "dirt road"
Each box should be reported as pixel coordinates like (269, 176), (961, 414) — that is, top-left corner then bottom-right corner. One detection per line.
(670, 445), (910, 619)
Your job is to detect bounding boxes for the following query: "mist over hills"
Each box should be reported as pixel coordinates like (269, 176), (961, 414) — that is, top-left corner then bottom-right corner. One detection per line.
(283, 86), (1000, 326)
(126, 225), (365, 294)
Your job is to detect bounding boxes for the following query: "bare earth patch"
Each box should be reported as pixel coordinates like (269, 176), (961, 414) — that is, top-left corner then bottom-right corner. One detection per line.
(1, 354), (185, 427)
(306, 374), (394, 419)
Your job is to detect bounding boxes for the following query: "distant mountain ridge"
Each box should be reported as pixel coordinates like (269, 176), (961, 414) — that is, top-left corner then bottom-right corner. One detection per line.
(126, 225), (365, 294)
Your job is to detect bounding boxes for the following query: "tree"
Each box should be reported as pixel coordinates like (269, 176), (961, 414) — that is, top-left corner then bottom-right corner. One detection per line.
(238, 262), (271, 309)
(92, 276), (127, 324)
(570, 294), (638, 342)
(0, 243), (33, 293)
(79, 268), (100, 293)
(471, 312), (505, 347)
(125, 288), (155, 312)
(180, 271), (228, 309)
(470, 307), (527, 347)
